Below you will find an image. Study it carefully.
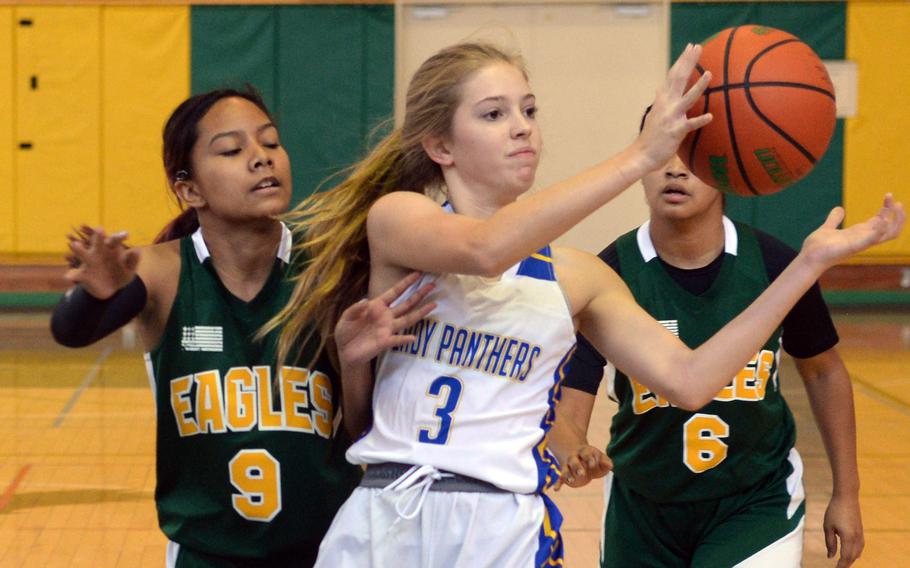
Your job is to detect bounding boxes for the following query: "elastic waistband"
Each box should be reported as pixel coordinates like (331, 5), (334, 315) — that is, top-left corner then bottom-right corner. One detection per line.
(361, 463), (506, 493)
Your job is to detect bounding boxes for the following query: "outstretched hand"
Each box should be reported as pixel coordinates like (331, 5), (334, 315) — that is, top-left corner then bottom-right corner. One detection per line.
(801, 194), (905, 270)
(335, 272), (437, 368)
(823, 494), (864, 568)
(552, 444), (612, 491)
(637, 43), (713, 172)
(65, 226), (140, 299)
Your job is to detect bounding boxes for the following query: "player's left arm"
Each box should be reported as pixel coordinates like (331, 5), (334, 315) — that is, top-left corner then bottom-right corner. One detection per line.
(795, 349), (864, 568)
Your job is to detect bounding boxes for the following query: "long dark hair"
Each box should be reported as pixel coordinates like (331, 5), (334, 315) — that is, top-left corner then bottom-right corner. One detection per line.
(154, 85), (274, 243)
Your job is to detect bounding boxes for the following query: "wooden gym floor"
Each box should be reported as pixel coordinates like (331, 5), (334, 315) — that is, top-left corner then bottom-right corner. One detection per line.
(0, 308), (907, 567)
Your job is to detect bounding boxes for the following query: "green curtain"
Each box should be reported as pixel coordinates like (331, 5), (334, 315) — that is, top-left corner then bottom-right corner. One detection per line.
(191, 6), (394, 203)
(671, 2), (846, 249)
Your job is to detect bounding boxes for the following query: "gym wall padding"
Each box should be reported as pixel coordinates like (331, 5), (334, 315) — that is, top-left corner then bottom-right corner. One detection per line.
(845, 1), (910, 260)
(670, 2), (846, 253)
(7, 6), (187, 254)
(1, 4), (392, 255)
(15, 6), (102, 254)
(191, 5), (394, 205)
(102, 7), (189, 248)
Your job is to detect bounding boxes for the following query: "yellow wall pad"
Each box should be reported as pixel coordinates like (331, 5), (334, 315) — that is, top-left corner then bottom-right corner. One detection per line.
(845, 2), (910, 259)
(102, 6), (188, 246)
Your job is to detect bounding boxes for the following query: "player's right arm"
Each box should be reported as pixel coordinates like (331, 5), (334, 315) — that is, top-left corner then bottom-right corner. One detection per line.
(50, 227), (177, 350)
(366, 45), (711, 291)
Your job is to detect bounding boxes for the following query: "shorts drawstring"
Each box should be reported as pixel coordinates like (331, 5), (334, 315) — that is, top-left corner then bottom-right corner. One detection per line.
(380, 464), (454, 521)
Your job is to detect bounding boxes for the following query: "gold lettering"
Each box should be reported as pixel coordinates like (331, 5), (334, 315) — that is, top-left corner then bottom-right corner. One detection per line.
(195, 370), (226, 433)
(225, 367), (257, 431)
(170, 375), (199, 437)
(256, 366), (283, 429)
(281, 367), (314, 433)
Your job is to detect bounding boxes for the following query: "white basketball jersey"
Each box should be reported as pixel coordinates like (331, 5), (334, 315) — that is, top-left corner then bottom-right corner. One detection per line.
(347, 244), (576, 494)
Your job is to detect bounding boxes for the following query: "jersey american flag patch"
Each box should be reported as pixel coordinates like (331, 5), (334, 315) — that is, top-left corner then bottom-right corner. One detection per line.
(659, 320), (679, 336)
(181, 326), (223, 352)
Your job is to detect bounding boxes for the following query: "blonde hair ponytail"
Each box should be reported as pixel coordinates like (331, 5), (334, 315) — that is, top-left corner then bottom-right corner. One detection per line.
(266, 42), (526, 371)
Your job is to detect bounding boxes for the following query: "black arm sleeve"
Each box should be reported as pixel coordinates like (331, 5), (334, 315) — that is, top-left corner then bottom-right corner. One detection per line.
(755, 230), (839, 358)
(562, 332), (609, 395)
(50, 276), (148, 348)
(561, 242), (620, 394)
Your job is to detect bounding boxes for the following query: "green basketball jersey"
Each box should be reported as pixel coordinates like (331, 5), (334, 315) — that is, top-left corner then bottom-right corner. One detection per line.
(607, 219), (796, 502)
(145, 228), (360, 562)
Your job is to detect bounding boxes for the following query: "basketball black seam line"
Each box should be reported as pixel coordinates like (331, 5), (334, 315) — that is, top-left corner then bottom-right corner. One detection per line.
(724, 26), (760, 196)
(744, 38), (822, 165)
(704, 82), (835, 100)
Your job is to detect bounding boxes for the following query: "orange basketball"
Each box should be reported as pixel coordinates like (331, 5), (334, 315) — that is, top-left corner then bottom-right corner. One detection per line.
(679, 25), (836, 196)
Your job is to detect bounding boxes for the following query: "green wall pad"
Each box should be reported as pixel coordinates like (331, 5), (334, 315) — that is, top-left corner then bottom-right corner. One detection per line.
(192, 6), (394, 204)
(670, 2), (846, 250)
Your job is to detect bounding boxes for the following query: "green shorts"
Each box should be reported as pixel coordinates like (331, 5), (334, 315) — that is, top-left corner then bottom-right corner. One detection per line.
(601, 448), (805, 567)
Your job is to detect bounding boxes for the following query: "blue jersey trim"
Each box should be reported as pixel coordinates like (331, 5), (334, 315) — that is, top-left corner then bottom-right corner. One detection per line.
(536, 493), (565, 567)
(517, 245), (557, 281)
(532, 344), (574, 492)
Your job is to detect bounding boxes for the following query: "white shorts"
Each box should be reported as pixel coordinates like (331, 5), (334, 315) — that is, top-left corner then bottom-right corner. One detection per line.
(314, 470), (562, 568)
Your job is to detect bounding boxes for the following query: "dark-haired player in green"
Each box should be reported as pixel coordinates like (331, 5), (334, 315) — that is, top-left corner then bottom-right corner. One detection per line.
(50, 87), (434, 567)
(550, 136), (865, 566)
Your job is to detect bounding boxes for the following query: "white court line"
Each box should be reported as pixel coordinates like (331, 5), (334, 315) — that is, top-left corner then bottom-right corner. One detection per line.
(851, 373), (910, 418)
(53, 346), (113, 428)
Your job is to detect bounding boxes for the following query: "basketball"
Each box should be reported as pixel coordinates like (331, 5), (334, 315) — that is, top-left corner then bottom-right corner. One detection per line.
(679, 25), (836, 196)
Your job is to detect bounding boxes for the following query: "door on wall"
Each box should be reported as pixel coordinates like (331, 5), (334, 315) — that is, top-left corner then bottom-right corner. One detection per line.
(15, 6), (101, 254)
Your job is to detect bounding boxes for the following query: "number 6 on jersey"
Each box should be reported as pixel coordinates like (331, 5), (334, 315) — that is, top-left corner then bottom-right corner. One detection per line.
(418, 376), (463, 445)
(683, 413), (730, 473)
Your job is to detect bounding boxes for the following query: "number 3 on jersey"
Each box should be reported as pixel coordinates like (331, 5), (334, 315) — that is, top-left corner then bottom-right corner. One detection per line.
(418, 376), (463, 445)
(683, 413), (730, 473)
(229, 449), (282, 522)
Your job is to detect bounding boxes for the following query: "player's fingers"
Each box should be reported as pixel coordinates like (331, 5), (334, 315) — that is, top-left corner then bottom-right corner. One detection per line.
(822, 206), (846, 230)
(680, 69), (711, 111)
(667, 44), (701, 95)
(105, 230), (129, 248)
(685, 112), (713, 134)
(665, 44), (694, 86)
(386, 334), (419, 349)
(338, 299), (369, 324)
(825, 526), (838, 558)
(585, 453), (598, 470)
(88, 227), (106, 250)
(838, 531), (863, 567)
(394, 301), (437, 332)
(390, 282), (435, 318)
(597, 453), (613, 475)
(880, 199), (905, 241)
(68, 239), (90, 262)
(67, 227), (86, 243)
(76, 225), (94, 242)
(579, 446), (600, 468)
(561, 460), (578, 486)
(567, 457), (590, 487)
(378, 271), (422, 306)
